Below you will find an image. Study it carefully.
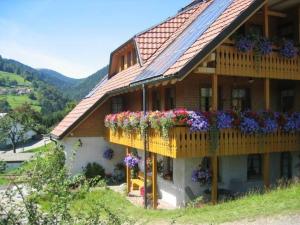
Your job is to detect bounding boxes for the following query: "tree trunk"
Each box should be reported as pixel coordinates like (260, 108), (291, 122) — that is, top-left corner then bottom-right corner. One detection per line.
(12, 143), (16, 153)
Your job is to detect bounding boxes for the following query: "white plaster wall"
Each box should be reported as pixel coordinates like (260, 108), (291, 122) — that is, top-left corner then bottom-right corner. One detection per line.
(62, 137), (125, 175)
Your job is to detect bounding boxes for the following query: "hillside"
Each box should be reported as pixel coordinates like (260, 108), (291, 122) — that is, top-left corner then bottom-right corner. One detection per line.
(0, 71), (41, 112)
(66, 66), (108, 100)
(38, 69), (78, 91)
(0, 55), (108, 101)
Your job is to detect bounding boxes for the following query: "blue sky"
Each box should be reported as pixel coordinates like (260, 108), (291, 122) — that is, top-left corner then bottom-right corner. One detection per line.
(0, 0), (190, 78)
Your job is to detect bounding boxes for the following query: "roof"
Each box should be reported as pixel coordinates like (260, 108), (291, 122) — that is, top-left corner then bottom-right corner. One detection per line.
(52, 0), (264, 139)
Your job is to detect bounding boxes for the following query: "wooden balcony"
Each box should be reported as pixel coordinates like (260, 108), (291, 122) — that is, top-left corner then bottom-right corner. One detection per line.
(107, 127), (300, 158)
(216, 44), (300, 80)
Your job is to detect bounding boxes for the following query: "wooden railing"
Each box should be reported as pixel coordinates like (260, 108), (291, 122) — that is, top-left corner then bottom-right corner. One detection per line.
(216, 44), (300, 80)
(107, 127), (300, 158)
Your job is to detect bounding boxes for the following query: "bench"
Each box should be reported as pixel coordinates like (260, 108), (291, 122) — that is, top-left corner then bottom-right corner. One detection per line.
(131, 172), (151, 190)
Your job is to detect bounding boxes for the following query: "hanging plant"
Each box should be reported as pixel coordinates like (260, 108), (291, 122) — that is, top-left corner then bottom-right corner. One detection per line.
(256, 38), (273, 55)
(103, 148), (114, 160)
(192, 158), (211, 185)
(280, 40), (298, 58)
(235, 36), (254, 53)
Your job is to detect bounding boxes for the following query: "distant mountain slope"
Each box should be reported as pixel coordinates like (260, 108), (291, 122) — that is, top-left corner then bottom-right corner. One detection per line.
(66, 66), (108, 100)
(38, 69), (78, 91)
(0, 55), (108, 101)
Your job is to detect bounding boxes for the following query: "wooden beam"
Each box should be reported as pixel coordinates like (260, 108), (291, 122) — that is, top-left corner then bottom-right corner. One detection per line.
(194, 67), (216, 74)
(268, 10), (286, 18)
(264, 78), (270, 110)
(211, 156), (218, 204)
(152, 153), (158, 209)
(126, 147), (131, 194)
(212, 73), (218, 111)
(263, 153), (270, 189)
(263, 4), (269, 38)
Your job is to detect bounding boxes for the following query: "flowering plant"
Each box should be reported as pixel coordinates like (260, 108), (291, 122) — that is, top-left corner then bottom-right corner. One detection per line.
(187, 112), (209, 132)
(280, 40), (298, 58)
(256, 38), (272, 55)
(103, 148), (114, 160)
(105, 110), (300, 135)
(235, 36), (254, 53)
(192, 158), (211, 185)
(124, 153), (140, 169)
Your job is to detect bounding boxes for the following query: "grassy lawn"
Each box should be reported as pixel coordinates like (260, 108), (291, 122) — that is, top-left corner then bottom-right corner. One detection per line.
(0, 176), (9, 185)
(24, 142), (54, 153)
(38, 183), (300, 224)
(0, 94), (41, 111)
(0, 71), (30, 85)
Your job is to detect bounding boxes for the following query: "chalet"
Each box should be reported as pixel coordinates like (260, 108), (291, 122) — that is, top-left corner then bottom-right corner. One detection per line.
(52, 0), (300, 208)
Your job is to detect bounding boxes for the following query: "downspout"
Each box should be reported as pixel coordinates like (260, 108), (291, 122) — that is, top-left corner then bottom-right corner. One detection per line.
(142, 84), (148, 209)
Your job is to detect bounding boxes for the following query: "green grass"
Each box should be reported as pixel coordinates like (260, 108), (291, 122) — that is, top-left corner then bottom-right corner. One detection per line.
(0, 176), (9, 185)
(24, 143), (54, 153)
(0, 71), (30, 86)
(38, 183), (300, 224)
(0, 94), (41, 111)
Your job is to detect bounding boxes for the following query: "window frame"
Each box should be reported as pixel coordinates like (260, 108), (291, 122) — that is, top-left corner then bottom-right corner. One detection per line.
(165, 87), (176, 110)
(111, 96), (124, 114)
(231, 87), (251, 111)
(247, 154), (262, 181)
(280, 152), (292, 179)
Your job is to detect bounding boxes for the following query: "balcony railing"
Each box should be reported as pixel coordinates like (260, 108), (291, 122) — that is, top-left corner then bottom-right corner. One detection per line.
(107, 127), (300, 158)
(216, 44), (300, 80)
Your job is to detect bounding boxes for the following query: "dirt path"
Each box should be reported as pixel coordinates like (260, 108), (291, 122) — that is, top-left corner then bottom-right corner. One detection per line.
(221, 212), (300, 225)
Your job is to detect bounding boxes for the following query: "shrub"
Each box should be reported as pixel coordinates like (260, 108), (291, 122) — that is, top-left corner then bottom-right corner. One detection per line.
(0, 160), (6, 173)
(84, 162), (105, 179)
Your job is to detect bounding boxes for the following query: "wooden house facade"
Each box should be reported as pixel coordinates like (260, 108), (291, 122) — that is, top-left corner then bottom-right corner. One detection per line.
(52, 0), (300, 208)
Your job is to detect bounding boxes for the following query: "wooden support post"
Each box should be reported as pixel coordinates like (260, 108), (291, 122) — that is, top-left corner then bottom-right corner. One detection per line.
(152, 153), (158, 209)
(264, 78), (270, 110)
(126, 147), (131, 194)
(160, 86), (165, 111)
(212, 73), (218, 111)
(211, 156), (218, 204)
(211, 74), (218, 204)
(263, 153), (270, 189)
(263, 4), (269, 38)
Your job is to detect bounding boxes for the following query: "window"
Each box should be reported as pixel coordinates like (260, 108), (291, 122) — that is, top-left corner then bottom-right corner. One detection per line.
(162, 156), (173, 181)
(132, 50), (137, 65)
(127, 51), (132, 67)
(232, 88), (250, 111)
(111, 97), (123, 113)
(247, 154), (262, 180)
(165, 88), (176, 110)
(281, 152), (292, 179)
(120, 55), (125, 71)
(281, 89), (294, 112)
(152, 90), (161, 111)
(200, 88), (212, 111)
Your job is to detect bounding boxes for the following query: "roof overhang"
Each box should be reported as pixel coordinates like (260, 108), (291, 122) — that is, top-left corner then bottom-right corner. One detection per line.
(269, 0), (300, 11)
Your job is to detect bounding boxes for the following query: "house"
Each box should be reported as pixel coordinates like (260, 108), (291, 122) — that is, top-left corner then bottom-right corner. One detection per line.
(52, 0), (300, 208)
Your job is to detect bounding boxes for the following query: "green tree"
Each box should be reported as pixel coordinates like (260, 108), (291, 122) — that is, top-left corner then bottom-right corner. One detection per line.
(0, 103), (42, 153)
(0, 99), (11, 112)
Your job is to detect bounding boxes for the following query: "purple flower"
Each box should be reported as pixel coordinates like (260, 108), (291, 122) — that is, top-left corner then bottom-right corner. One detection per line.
(124, 154), (140, 168)
(217, 112), (233, 129)
(280, 40), (298, 58)
(103, 148), (114, 160)
(191, 168), (211, 185)
(283, 113), (300, 132)
(240, 116), (260, 134)
(261, 118), (278, 134)
(188, 112), (210, 132)
(257, 38), (272, 55)
(236, 36), (254, 53)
